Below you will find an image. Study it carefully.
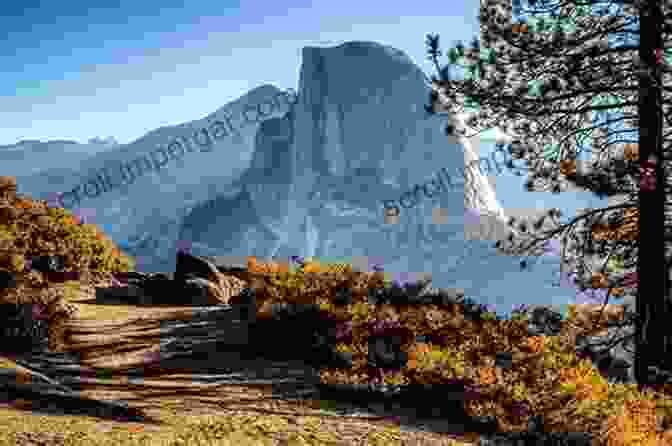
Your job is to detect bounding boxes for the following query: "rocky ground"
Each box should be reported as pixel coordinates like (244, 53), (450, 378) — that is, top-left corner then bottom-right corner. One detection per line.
(0, 253), (489, 445)
(1, 257), (647, 445)
(0, 192), (656, 445)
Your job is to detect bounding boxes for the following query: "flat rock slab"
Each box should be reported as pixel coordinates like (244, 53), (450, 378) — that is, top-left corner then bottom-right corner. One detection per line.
(3, 297), (495, 442)
(64, 301), (240, 328)
(0, 374), (149, 422)
(6, 348), (482, 441)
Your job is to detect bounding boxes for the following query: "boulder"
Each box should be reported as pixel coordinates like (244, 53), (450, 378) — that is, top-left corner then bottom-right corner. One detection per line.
(174, 252), (248, 305)
(113, 271), (157, 284)
(95, 284), (153, 305)
(134, 273), (174, 303)
(97, 254), (248, 306)
(111, 271), (163, 288)
(201, 256), (248, 274)
(180, 275), (245, 306)
(96, 273), (173, 305)
(174, 251), (220, 284)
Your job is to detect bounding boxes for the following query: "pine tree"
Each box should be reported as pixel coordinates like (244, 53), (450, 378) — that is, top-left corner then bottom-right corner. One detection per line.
(424, 0), (672, 392)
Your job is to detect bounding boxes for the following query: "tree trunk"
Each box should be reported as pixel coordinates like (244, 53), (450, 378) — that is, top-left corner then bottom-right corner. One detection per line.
(635, 0), (670, 391)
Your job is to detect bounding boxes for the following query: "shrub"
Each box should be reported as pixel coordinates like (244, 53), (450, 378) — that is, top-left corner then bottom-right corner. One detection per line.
(0, 193), (136, 277)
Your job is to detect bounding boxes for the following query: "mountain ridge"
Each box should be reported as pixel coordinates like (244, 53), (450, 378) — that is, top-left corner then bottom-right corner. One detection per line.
(9, 40), (576, 317)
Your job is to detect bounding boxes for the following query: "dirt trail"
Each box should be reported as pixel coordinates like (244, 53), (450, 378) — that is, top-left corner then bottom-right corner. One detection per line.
(2, 294), (483, 445)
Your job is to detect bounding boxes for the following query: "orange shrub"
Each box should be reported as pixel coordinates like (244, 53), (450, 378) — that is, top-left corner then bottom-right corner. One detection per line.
(247, 256), (291, 274)
(275, 261), (289, 273)
(247, 256), (258, 271)
(303, 260), (322, 273)
(526, 336), (545, 353)
(479, 367), (498, 386)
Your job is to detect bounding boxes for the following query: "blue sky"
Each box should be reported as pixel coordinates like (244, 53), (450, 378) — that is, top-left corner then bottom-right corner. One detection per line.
(2, 0), (484, 145)
(3, 0), (634, 313)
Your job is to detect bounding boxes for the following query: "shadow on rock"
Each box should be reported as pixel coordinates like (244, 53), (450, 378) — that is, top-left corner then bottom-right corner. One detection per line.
(308, 381), (500, 436)
(1, 381), (161, 424)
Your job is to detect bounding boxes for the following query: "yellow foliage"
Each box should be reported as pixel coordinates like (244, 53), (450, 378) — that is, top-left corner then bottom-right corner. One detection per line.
(600, 398), (658, 446)
(0, 193), (135, 275)
(510, 382), (529, 402)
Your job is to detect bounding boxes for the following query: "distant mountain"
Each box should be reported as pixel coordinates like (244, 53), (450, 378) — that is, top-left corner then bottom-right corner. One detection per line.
(1, 138), (119, 177)
(87, 136), (120, 147)
(15, 41), (577, 317)
(17, 83), (292, 273)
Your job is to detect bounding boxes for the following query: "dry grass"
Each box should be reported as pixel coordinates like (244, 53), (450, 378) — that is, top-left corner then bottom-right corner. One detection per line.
(0, 403), (480, 446)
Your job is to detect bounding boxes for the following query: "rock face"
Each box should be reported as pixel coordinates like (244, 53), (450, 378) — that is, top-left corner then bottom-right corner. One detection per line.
(97, 253), (247, 306)
(175, 253), (248, 305)
(180, 42), (510, 265)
